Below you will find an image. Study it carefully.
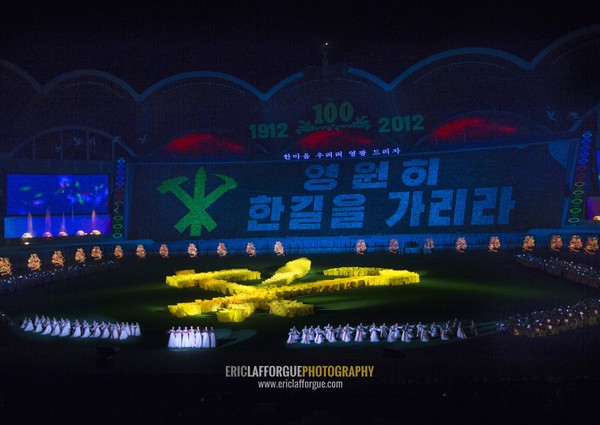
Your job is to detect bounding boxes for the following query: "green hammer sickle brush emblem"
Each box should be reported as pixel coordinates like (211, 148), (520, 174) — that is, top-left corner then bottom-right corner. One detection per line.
(158, 167), (238, 236)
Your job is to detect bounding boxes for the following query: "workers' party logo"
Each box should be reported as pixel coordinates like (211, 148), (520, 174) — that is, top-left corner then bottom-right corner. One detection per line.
(158, 167), (237, 236)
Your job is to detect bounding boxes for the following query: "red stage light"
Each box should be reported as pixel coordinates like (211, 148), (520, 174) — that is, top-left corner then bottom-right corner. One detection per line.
(165, 133), (245, 155)
(298, 129), (374, 150)
(430, 117), (517, 142)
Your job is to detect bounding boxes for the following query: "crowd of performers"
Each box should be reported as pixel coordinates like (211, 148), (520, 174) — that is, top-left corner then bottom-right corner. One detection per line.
(0, 261), (119, 296)
(514, 253), (600, 288)
(20, 315), (141, 340)
(286, 319), (476, 345)
(166, 326), (217, 349)
(497, 297), (600, 337)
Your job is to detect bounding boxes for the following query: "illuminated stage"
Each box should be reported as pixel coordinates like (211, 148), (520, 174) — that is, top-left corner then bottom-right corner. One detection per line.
(2, 245), (600, 424)
(1, 13), (599, 423)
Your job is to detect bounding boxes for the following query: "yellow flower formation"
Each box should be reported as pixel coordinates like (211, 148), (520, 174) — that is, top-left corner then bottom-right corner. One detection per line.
(246, 242), (257, 256)
(187, 243), (198, 258)
(569, 235), (583, 252)
(0, 257), (13, 275)
(166, 258), (419, 322)
(584, 236), (598, 255)
(91, 246), (103, 260)
(75, 248), (86, 263)
(136, 244), (147, 258)
(550, 235), (563, 251)
(114, 245), (124, 259)
(52, 251), (65, 267)
(28, 253), (41, 271)
(455, 237), (467, 253)
(159, 244), (169, 258)
(522, 235), (535, 251)
(488, 236), (501, 253)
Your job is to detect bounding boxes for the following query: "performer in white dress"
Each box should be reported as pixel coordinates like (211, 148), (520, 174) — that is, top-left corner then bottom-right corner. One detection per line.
(326, 324), (337, 343)
(201, 327), (210, 348)
(334, 325), (342, 340)
(134, 323), (141, 337)
(387, 324), (398, 342)
(400, 323), (412, 343)
(369, 323), (380, 342)
(379, 323), (388, 339)
(42, 320), (53, 335)
(354, 323), (365, 342)
(287, 329), (297, 344)
(174, 327), (183, 348)
(314, 326), (325, 344)
(71, 320), (82, 337)
(300, 327), (311, 344)
(119, 324), (128, 340)
(445, 321), (454, 337)
(101, 323), (111, 339)
(289, 326), (300, 342)
(194, 327), (203, 348)
(121, 323), (130, 337)
(430, 322), (439, 338)
(209, 327), (217, 348)
(167, 327), (177, 348)
(341, 324), (354, 342)
(92, 322), (102, 338)
(111, 324), (120, 339)
(420, 327), (430, 342)
(415, 322), (424, 339)
(52, 320), (62, 337)
(440, 326), (449, 341)
(181, 327), (190, 348)
(24, 318), (34, 332)
(62, 319), (72, 337)
(188, 327), (196, 348)
(456, 322), (468, 339)
(81, 321), (91, 338)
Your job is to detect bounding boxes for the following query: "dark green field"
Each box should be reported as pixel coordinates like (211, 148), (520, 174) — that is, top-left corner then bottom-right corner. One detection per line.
(1, 250), (599, 423)
(1, 251), (598, 368)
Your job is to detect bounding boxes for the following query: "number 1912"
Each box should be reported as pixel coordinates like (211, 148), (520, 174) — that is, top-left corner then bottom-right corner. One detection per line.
(249, 123), (289, 139)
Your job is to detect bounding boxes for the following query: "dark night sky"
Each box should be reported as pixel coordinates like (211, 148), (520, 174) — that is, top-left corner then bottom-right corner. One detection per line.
(1, 0), (599, 92)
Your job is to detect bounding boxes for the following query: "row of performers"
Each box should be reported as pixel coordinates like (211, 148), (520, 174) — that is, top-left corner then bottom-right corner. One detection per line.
(287, 320), (475, 344)
(21, 315), (141, 340)
(167, 326), (217, 349)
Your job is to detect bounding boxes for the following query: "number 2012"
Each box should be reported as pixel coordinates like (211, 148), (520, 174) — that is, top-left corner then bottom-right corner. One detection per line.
(378, 115), (424, 132)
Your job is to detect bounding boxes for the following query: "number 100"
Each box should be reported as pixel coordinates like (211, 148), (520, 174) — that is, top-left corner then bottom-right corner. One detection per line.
(313, 101), (354, 124)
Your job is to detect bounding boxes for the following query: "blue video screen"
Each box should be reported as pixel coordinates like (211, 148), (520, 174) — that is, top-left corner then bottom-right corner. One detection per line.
(6, 174), (109, 215)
